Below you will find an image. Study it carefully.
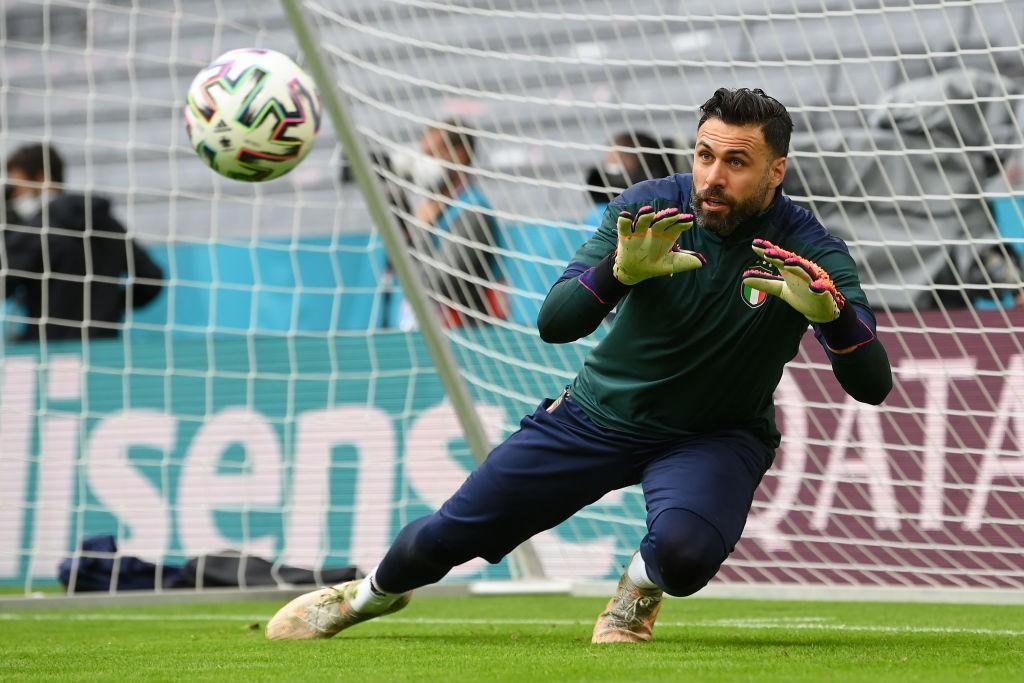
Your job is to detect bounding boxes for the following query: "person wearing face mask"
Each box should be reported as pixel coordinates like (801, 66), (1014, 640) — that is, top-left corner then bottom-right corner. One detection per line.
(582, 131), (679, 231)
(384, 119), (505, 328)
(2, 143), (164, 342)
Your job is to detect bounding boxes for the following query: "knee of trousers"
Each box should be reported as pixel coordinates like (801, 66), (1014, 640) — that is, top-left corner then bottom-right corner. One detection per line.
(649, 508), (728, 597)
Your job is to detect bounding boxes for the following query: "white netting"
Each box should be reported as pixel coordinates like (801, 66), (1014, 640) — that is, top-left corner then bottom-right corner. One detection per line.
(0, 0), (404, 592)
(1, 0), (1022, 596)
(304, 0), (1024, 590)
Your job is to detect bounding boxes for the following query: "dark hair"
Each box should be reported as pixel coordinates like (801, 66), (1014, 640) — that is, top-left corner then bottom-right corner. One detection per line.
(611, 130), (677, 180)
(6, 142), (65, 184)
(436, 118), (477, 160)
(697, 88), (793, 158)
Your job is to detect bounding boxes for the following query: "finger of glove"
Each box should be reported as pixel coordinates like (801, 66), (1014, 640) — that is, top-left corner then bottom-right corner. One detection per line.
(750, 238), (780, 260)
(778, 269), (840, 321)
(808, 279), (836, 296)
(782, 261), (816, 285)
(652, 210), (694, 236)
(800, 288), (841, 322)
(616, 211), (634, 238)
(751, 240), (794, 269)
(676, 213), (695, 233)
(809, 279), (846, 310)
(784, 260), (841, 304)
(665, 249), (706, 273)
(631, 205), (657, 233)
(784, 254), (830, 280)
(741, 272), (785, 298)
(650, 207), (680, 232)
(760, 247), (800, 271)
(802, 283), (837, 308)
(782, 255), (843, 309)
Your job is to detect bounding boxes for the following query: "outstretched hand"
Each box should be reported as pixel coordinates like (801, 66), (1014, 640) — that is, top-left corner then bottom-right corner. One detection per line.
(613, 206), (705, 286)
(742, 238), (846, 323)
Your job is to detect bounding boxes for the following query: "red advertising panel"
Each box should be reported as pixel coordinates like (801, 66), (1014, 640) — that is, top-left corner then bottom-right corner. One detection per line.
(730, 308), (1024, 589)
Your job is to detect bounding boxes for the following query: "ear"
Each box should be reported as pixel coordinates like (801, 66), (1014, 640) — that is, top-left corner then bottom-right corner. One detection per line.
(768, 156), (787, 191)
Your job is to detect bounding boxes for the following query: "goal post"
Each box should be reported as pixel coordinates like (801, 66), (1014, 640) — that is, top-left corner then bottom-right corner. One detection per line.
(0, 0), (1022, 601)
(278, 0), (545, 580)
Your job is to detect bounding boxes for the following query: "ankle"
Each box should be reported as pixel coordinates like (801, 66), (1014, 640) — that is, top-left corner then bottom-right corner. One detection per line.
(626, 553), (660, 591)
(349, 570), (403, 614)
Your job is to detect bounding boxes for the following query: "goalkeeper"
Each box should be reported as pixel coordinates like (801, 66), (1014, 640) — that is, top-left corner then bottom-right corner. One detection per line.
(267, 87), (893, 643)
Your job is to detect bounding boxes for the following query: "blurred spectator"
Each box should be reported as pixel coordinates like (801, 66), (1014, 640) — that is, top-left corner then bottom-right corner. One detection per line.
(2, 143), (164, 342)
(582, 131), (681, 230)
(378, 119), (505, 328)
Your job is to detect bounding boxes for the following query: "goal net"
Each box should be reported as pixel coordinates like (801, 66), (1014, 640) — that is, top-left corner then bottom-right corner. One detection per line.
(2, 0), (1023, 598)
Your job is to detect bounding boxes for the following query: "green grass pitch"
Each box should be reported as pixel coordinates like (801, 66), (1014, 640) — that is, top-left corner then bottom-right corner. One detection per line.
(1, 595), (1021, 681)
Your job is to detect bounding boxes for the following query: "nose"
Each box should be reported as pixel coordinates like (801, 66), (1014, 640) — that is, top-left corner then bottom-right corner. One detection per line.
(704, 160), (726, 190)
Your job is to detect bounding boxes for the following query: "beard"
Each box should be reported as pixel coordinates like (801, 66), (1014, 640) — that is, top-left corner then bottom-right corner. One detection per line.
(691, 172), (773, 237)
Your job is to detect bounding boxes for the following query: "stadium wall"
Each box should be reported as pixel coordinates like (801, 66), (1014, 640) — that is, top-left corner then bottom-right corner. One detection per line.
(118, 220), (576, 334)
(2, 309), (1022, 590)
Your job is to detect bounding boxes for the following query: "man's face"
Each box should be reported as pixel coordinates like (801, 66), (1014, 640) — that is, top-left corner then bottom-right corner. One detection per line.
(6, 166), (40, 199)
(690, 118), (786, 237)
(418, 128), (470, 191)
(604, 149), (643, 184)
(420, 128), (467, 165)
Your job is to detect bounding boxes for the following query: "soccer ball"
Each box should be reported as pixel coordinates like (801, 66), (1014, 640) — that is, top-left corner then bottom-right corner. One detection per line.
(184, 48), (321, 182)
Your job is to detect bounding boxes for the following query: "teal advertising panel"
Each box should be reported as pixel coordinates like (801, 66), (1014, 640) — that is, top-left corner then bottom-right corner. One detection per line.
(0, 330), (632, 587)
(4, 309), (1022, 590)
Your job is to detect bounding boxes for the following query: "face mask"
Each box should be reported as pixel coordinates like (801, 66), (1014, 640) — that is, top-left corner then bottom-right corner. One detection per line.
(389, 147), (448, 193)
(585, 163), (630, 205)
(10, 192), (45, 220)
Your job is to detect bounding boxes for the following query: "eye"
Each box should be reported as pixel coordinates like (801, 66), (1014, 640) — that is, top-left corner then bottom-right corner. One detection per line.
(698, 151), (712, 162)
(729, 158), (744, 168)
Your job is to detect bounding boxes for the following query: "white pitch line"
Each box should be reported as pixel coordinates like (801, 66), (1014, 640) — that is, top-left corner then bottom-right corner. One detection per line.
(0, 613), (272, 622)
(0, 613), (1021, 637)
(384, 617), (1024, 637)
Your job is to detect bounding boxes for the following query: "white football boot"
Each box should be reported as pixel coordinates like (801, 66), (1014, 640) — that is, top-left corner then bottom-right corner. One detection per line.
(265, 579), (411, 640)
(591, 567), (664, 644)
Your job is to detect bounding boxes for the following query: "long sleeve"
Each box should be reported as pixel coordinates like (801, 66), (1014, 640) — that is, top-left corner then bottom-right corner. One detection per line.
(813, 301), (893, 405)
(0, 228), (43, 299)
(537, 253), (628, 343)
(537, 196), (628, 342)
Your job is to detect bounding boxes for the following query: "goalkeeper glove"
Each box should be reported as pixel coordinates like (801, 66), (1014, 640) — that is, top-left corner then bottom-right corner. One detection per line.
(613, 206), (705, 286)
(742, 238), (846, 323)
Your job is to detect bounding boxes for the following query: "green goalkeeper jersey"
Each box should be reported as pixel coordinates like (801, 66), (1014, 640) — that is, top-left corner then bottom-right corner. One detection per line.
(537, 174), (892, 448)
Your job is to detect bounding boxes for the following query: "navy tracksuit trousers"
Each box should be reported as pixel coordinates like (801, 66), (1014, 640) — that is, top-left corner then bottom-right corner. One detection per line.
(375, 390), (772, 596)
